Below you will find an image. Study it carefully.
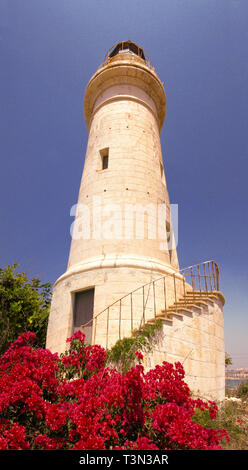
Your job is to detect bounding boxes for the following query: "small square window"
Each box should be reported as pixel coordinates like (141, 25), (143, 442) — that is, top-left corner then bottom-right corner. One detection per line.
(100, 148), (109, 170)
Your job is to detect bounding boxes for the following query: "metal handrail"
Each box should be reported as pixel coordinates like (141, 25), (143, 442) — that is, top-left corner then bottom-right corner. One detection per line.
(181, 260), (219, 291)
(80, 260), (220, 349)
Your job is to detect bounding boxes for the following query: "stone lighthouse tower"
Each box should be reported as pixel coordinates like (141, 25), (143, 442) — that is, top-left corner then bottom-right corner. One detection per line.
(46, 40), (225, 405)
(46, 41), (180, 353)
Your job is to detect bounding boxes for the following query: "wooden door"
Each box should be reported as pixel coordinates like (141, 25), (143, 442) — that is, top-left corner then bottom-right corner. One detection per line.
(73, 288), (95, 344)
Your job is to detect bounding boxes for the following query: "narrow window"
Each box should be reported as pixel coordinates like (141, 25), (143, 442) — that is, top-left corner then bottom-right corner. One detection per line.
(160, 162), (163, 178)
(102, 155), (108, 169)
(160, 161), (165, 184)
(100, 148), (109, 170)
(73, 288), (95, 344)
(166, 222), (172, 263)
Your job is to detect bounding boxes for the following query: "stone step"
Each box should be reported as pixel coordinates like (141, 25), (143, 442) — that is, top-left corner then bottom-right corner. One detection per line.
(162, 307), (192, 315)
(186, 291), (220, 299)
(167, 311), (184, 318)
(185, 292), (216, 297)
(184, 297), (214, 305)
(172, 301), (203, 309)
(184, 298), (209, 306)
(180, 297), (215, 305)
(146, 315), (173, 324)
(202, 294), (219, 301)
(171, 298), (209, 307)
(167, 305), (193, 313)
(185, 303), (202, 310)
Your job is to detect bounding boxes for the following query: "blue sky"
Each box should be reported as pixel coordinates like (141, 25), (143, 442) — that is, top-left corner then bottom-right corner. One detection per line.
(1, 0), (247, 367)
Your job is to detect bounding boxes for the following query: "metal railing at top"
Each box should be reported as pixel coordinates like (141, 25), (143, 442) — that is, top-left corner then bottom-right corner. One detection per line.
(99, 41), (153, 70)
(80, 260), (220, 350)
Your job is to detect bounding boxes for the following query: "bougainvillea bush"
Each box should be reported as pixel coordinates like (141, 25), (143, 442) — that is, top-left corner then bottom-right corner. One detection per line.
(0, 331), (229, 450)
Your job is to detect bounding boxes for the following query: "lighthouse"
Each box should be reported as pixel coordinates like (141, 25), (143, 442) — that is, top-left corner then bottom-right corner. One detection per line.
(46, 41), (225, 402)
(46, 41), (180, 352)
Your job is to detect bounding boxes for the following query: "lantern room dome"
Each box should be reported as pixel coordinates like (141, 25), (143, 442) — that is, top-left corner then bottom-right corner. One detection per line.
(109, 40), (146, 60)
(102, 40), (150, 66)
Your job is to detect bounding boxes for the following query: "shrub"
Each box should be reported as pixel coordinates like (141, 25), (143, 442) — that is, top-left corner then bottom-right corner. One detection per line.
(237, 382), (248, 399)
(106, 320), (163, 373)
(0, 331), (229, 450)
(0, 264), (51, 354)
(193, 399), (248, 450)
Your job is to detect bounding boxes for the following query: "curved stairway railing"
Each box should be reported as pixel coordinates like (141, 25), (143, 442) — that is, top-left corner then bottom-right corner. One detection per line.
(181, 260), (219, 292)
(80, 260), (220, 349)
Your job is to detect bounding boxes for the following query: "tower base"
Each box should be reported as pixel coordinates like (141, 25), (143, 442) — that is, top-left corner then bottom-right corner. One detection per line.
(46, 254), (181, 354)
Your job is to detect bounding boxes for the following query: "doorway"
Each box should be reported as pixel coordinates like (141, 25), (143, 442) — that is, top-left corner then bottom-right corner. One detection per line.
(73, 288), (95, 344)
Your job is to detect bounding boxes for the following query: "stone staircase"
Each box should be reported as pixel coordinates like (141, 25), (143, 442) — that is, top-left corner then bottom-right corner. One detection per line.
(89, 260), (223, 349)
(146, 290), (224, 326)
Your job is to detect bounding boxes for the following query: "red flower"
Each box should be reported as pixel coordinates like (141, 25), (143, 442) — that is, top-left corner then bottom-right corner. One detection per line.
(66, 330), (86, 344)
(0, 331), (229, 450)
(237, 419), (244, 425)
(135, 351), (144, 361)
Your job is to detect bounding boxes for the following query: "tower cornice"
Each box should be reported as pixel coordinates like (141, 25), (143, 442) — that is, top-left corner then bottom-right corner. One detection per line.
(84, 57), (166, 131)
